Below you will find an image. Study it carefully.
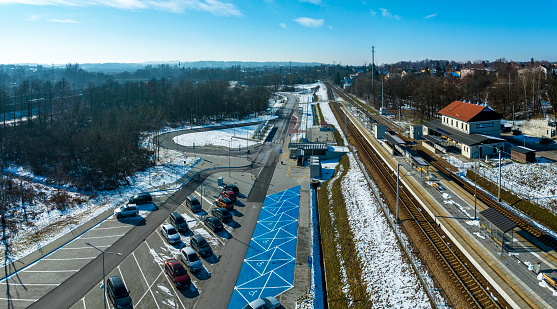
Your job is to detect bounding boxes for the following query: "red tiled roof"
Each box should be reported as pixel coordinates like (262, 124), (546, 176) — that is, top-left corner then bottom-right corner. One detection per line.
(438, 101), (490, 122)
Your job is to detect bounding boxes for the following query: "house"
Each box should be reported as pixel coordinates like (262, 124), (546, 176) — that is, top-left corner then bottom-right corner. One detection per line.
(422, 101), (505, 158)
(518, 65), (549, 79)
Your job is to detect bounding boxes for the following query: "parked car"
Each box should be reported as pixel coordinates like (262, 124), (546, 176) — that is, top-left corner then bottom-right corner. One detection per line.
(214, 197), (234, 210)
(540, 137), (553, 144)
(186, 195), (202, 212)
(203, 216), (223, 232)
(190, 234), (212, 257)
(512, 129), (522, 135)
(180, 246), (203, 272)
(164, 259), (191, 289)
(223, 184), (239, 195)
(129, 192), (152, 205)
(220, 190), (236, 201)
(242, 296), (280, 309)
(160, 224), (181, 244)
(114, 204), (139, 219)
(169, 212), (189, 233)
(106, 275), (133, 309)
(211, 208), (232, 223)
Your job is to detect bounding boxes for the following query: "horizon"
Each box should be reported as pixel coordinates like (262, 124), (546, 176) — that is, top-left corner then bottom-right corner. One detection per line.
(0, 1), (556, 65)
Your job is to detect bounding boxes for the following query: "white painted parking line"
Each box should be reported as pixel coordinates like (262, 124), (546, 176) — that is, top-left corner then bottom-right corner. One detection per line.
(133, 268), (163, 307)
(132, 252), (162, 309)
(60, 245), (111, 250)
(0, 297), (37, 301)
(24, 270), (79, 273)
(144, 241), (186, 309)
(43, 257), (96, 261)
(82, 297), (86, 309)
(92, 226), (131, 231)
(0, 282), (59, 286)
(79, 235), (125, 240)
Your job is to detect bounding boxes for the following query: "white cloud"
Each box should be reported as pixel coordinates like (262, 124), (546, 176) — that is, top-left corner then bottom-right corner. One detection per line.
(369, 9), (376, 16)
(424, 13), (437, 19)
(279, 22), (287, 29)
(47, 18), (79, 23)
(294, 17), (324, 28)
(379, 8), (400, 20)
(299, 0), (321, 4)
(0, 0), (243, 16)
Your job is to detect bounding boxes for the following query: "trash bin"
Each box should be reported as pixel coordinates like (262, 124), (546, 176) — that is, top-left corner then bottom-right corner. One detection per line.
(218, 177), (223, 186)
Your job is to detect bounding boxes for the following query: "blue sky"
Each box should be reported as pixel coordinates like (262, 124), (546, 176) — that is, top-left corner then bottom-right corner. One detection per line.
(0, 0), (556, 65)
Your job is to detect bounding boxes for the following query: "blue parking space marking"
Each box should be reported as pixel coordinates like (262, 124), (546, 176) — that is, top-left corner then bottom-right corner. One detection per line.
(228, 186), (300, 309)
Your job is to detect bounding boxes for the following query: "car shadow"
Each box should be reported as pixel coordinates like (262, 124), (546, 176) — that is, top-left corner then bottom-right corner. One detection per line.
(203, 254), (220, 264)
(215, 229), (232, 239)
(191, 268), (211, 280)
(225, 220), (241, 229)
(234, 201), (246, 207)
(179, 229), (195, 237)
(230, 209), (244, 217)
(179, 283), (201, 299)
(116, 216), (146, 226)
(236, 193), (246, 199)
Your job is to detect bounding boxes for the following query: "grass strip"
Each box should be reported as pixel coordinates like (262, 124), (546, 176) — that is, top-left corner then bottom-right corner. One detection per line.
(318, 155), (371, 308)
(466, 170), (557, 233)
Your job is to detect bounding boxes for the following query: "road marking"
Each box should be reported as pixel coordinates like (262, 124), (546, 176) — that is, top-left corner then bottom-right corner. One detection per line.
(43, 257), (96, 261)
(0, 297), (37, 301)
(24, 270), (79, 273)
(0, 282), (59, 286)
(79, 235), (125, 240)
(60, 245), (111, 250)
(144, 241), (186, 309)
(117, 266), (128, 290)
(132, 252), (161, 309)
(133, 271), (163, 307)
(92, 226), (130, 231)
(82, 297), (86, 309)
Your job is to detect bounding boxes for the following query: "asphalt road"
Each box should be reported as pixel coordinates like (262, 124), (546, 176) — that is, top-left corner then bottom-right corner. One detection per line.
(29, 96), (296, 309)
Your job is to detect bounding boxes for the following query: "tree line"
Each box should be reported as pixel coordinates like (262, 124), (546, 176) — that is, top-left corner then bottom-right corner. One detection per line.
(0, 78), (270, 191)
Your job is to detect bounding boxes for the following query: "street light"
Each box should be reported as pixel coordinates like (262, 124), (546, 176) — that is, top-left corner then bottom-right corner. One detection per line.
(396, 162), (400, 224)
(85, 242), (122, 309)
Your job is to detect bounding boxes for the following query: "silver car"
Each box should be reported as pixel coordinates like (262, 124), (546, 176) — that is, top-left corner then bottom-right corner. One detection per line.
(180, 246), (203, 272)
(160, 224), (181, 244)
(242, 296), (280, 309)
(114, 204), (139, 219)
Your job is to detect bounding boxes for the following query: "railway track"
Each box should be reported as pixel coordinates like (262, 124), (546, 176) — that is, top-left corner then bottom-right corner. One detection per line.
(327, 81), (557, 251)
(329, 99), (503, 308)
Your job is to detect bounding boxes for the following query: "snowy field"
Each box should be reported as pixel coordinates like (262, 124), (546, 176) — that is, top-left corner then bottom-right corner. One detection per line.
(173, 124), (263, 148)
(444, 155), (557, 212)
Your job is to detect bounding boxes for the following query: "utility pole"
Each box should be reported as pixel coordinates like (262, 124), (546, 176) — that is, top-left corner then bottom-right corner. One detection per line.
(371, 46), (375, 97)
(474, 160), (478, 220)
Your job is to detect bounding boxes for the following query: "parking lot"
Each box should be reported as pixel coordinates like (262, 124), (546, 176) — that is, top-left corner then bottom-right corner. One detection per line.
(0, 198), (162, 309)
(70, 172), (255, 309)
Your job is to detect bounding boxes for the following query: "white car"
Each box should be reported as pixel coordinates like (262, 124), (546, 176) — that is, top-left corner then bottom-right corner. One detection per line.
(114, 204), (139, 219)
(242, 296), (280, 309)
(180, 246), (203, 272)
(160, 224), (181, 244)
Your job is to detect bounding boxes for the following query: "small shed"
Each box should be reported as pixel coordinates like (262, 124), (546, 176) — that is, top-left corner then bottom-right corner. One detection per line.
(373, 123), (387, 139)
(479, 208), (517, 252)
(410, 125), (423, 140)
(511, 146), (535, 163)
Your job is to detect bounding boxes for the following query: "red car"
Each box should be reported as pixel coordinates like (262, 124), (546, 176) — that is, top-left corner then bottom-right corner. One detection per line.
(214, 197), (234, 210)
(164, 259), (191, 289)
(221, 190), (236, 201)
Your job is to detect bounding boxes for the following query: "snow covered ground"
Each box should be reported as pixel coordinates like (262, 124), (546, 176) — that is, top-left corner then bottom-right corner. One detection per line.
(443, 155), (557, 212)
(173, 124), (262, 148)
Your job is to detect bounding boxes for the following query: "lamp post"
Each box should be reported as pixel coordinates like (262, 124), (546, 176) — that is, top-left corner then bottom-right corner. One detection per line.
(396, 162), (400, 224)
(85, 242), (122, 309)
(498, 148), (502, 202)
(474, 160), (477, 220)
(229, 139), (231, 177)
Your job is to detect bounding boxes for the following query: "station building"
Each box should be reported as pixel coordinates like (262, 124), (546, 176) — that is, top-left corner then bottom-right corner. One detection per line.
(422, 101), (505, 159)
